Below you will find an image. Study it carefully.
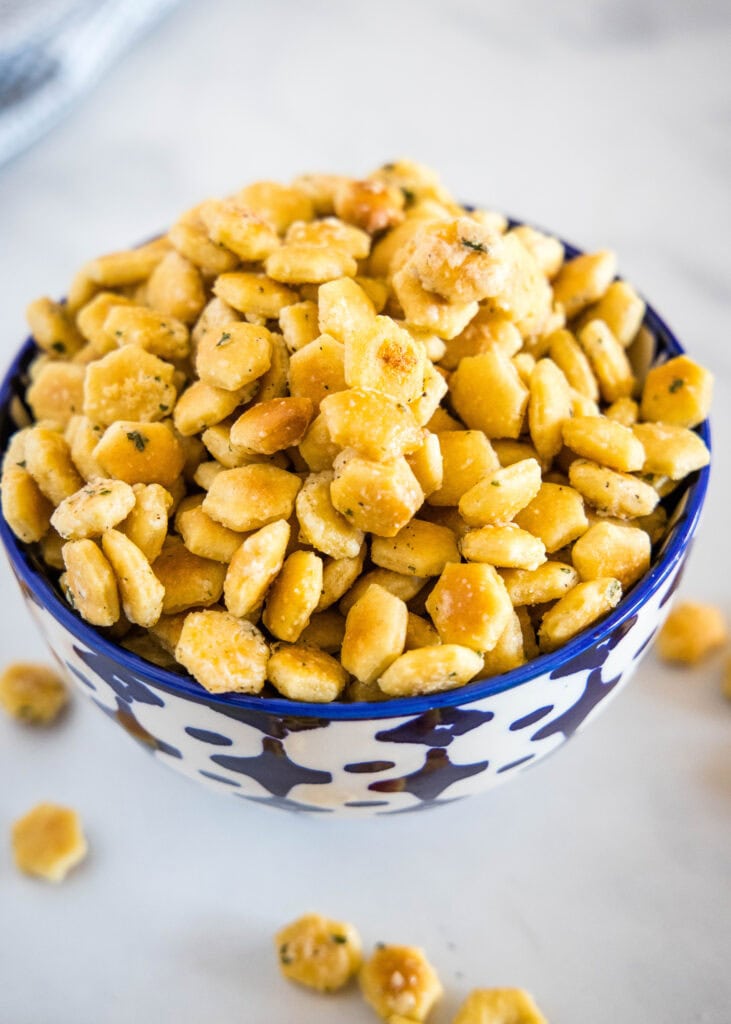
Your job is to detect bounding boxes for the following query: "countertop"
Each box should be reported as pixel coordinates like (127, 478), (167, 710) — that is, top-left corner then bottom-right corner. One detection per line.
(0, 2), (729, 1021)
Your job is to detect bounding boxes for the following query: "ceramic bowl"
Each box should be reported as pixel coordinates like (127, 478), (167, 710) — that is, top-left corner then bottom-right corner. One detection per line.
(0, 242), (711, 817)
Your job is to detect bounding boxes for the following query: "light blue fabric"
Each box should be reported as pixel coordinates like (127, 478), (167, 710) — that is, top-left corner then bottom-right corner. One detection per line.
(0, 0), (178, 166)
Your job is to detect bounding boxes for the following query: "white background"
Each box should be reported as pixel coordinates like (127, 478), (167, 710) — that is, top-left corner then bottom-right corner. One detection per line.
(1, 2), (730, 1021)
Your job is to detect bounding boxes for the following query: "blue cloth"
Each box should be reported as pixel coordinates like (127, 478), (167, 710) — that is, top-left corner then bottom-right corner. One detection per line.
(0, 0), (178, 166)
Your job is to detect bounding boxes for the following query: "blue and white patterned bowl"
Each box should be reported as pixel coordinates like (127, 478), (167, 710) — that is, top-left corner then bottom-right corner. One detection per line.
(0, 246), (711, 817)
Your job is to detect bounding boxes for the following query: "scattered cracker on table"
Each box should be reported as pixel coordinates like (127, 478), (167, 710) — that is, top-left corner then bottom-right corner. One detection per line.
(0, 662), (68, 724)
(360, 943), (443, 1021)
(11, 802), (87, 882)
(275, 912), (362, 992)
(656, 601), (727, 665)
(452, 987), (549, 1024)
(1, 158), (713, 702)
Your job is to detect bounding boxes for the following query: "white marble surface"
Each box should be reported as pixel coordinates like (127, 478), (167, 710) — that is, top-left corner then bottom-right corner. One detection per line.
(1, 1), (730, 1021)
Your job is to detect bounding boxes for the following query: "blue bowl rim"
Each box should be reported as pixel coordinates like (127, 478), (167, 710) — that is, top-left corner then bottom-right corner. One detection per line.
(0, 235), (711, 720)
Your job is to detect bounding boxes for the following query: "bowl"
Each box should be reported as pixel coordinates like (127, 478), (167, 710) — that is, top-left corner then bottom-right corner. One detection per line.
(0, 238), (711, 817)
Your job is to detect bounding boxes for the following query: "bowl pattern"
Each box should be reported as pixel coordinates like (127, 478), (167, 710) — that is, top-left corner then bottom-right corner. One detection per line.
(11, 521), (684, 816)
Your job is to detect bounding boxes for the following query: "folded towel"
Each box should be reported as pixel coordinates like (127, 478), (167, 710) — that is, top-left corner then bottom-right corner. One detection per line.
(0, 0), (179, 167)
